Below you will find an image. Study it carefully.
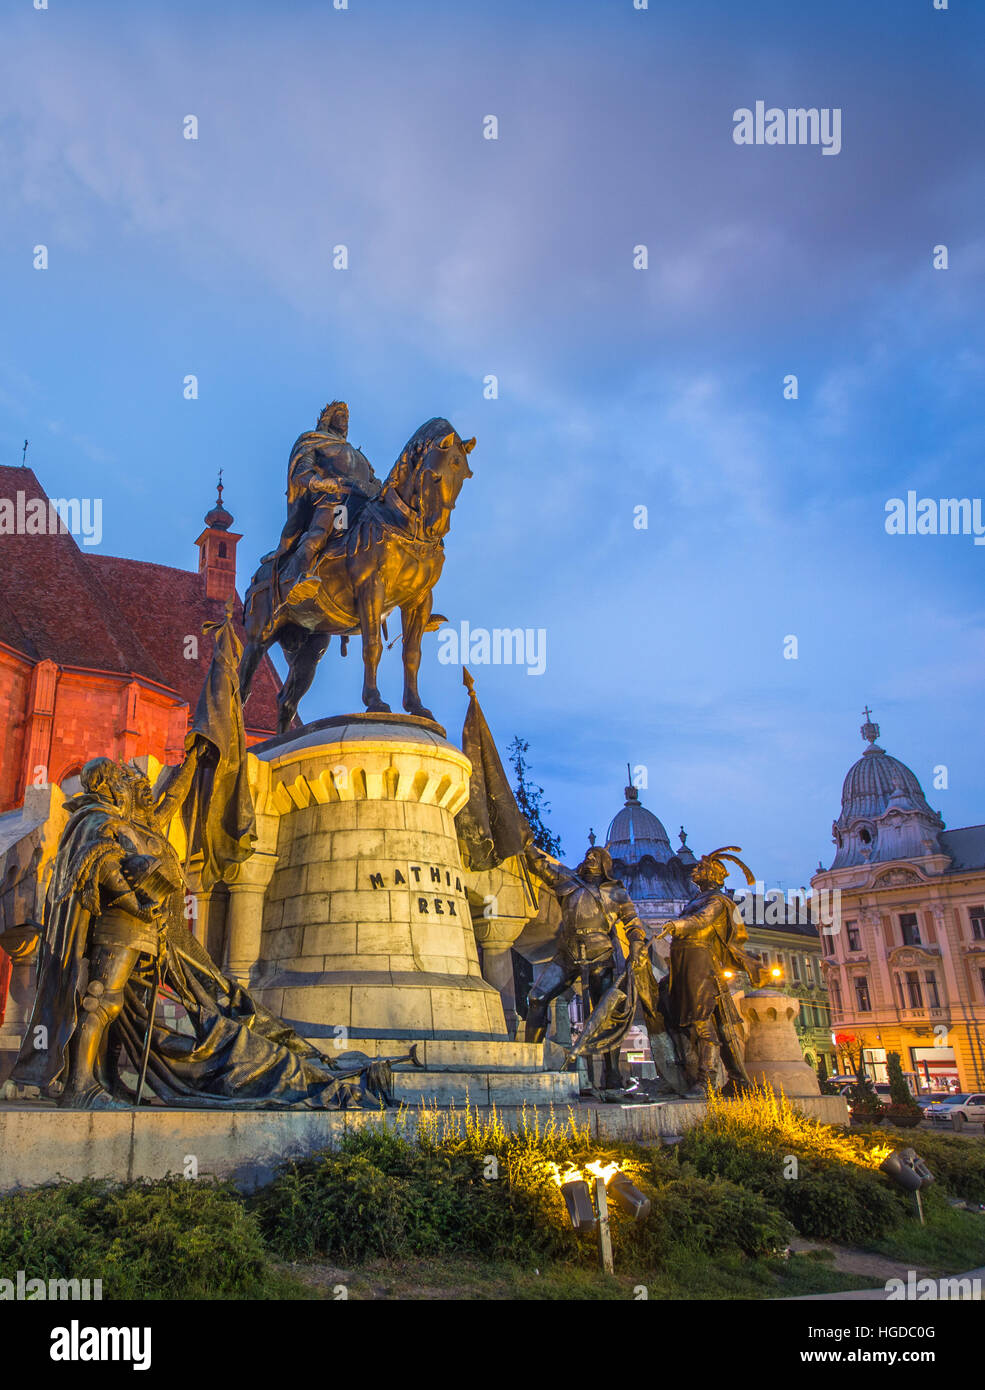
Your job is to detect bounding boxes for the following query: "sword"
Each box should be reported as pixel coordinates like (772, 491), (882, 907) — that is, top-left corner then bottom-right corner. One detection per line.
(135, 956), (161, 1106)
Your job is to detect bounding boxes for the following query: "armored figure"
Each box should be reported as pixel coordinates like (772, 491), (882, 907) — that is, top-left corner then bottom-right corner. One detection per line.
(10, 754), (406, 1110)
(265, 399), (382, 601)
(18, 755), (194, 1108)
(521, 830), (647, 1091)
(11, 607), (414, 1110)
(656, 845), (769, 1097)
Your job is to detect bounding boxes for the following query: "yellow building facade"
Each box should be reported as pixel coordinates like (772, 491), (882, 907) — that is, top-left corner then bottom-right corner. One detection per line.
(812, 712), (985, 1093)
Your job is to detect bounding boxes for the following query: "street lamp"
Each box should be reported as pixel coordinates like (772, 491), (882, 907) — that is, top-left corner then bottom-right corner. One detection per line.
(551, 1160), (651, 1272)
(880, 1148), (934, 1224)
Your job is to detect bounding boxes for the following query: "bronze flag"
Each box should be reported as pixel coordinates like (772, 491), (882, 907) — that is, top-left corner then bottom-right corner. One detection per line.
(456, 668), (526, 872)
(180, 600), (257, 889)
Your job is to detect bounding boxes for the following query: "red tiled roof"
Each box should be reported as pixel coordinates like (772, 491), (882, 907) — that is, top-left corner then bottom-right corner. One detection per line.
(84, 554), (281, 735)
(0, 464), (281, 735)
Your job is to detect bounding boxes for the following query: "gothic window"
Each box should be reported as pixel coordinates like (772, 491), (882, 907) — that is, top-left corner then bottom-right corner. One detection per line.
(969, 906), (985, 941)
(899, 912), (921, 947)
(853, 976), (872, 1012)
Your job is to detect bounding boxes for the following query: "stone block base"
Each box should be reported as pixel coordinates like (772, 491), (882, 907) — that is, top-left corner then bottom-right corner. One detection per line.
(0, 1094), (849, 1194)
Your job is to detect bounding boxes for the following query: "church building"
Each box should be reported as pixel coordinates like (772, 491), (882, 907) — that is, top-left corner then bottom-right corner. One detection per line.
(0, 463), (282, 1029)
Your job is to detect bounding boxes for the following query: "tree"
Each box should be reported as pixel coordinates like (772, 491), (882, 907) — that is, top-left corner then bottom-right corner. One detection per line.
(508, 736), (563, 858)
(886, 1050), (922, 1115)
(847, 1048), (881, 1115)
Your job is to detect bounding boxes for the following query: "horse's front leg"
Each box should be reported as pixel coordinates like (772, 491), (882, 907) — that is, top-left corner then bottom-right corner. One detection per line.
(401, 595), (434, 721)
(356, 578), (391, 713)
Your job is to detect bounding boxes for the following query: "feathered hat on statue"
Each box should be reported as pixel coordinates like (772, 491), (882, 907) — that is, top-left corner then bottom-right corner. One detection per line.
(692, 845), (756, 887)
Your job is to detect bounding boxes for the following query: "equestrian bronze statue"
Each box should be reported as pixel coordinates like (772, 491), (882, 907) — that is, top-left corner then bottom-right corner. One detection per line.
(239, 402), (476, 731)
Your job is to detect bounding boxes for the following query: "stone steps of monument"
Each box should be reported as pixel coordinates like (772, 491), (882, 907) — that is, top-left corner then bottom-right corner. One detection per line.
(388, 1067), (579, 1108)
(302, 1036), (567, 1073)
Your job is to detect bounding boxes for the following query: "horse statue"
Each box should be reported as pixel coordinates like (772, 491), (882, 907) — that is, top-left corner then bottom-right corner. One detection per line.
(239, 417), (475, 732)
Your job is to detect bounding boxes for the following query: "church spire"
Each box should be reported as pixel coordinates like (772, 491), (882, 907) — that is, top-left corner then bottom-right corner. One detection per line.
(196, 471), (240, 601)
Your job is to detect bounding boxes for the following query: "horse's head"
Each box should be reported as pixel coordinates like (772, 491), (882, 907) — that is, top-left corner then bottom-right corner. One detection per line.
(382, 417), (476, 540)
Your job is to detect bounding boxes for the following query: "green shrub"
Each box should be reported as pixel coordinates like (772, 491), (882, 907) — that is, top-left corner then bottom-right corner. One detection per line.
(639, 1175), (793, 1259)
(855, 1127), (985, 1205)
(253, 1151), (413, 1263)
(0, 1178), (293, 1299)
(781, 1165), (903, 1244)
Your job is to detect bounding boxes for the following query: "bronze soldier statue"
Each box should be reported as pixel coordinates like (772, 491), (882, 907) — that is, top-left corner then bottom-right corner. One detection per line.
(19, 755), (191, 1108)
(10, 610), (415, 1110)
(520, 827), (647, 1092)
(655, 845), (769, 1097)
(264, 399), (382, 606)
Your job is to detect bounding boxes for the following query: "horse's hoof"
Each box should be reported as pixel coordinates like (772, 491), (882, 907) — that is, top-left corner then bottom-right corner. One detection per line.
(365, 700), (391, 714)
(407, 706), (435, 722)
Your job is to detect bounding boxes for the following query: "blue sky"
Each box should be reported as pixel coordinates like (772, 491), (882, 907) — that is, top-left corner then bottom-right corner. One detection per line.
(2, 0), (984, 886)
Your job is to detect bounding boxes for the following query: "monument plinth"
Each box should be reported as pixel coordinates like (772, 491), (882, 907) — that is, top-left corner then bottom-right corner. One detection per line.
(242, 714), (576, 1105)
(737, 989), (822, 1097)
(250, 714), (508, 1042)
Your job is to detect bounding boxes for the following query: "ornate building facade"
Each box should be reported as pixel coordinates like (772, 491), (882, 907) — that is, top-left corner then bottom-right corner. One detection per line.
(813, 712), (985, 1093)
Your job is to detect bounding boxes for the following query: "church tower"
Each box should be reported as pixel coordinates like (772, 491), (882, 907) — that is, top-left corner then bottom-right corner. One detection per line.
(195, 474), (241, 603)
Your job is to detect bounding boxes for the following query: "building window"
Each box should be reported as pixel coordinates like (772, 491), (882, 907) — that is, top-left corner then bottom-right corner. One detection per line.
(969, 906), (985, 941)
(904, 971), (923, 1009)
(218, 541), (227, 558)
(899, 912), (921, 947)
(846, 921), (861, 952)
(829, 978), (842, 1013)
(894, 974), (906, 1010)
(791, 955), (802, 982)
(924, 971), (941, 1009)
(980, 967), (985, 1003)
(853, 977), (872, 1013)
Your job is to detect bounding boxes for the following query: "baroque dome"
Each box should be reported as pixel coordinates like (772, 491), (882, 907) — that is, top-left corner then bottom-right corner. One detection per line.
(606, 785), (674, 864)
(840, 746), (935, 823)
(829, 710), (945, 870)
(603, 778), (694, 906)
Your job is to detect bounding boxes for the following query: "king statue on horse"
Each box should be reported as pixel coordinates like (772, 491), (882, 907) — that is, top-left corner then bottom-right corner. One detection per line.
(240, 399), (476, 732)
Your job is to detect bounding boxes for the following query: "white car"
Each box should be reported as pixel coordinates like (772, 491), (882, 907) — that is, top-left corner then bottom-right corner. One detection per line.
(926, 1093), (985, 1126)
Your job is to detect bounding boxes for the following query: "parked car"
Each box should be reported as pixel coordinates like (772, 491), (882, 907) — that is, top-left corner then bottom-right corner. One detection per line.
(926, 1093), (985, 1126)
(917, 1092), (952, 1117)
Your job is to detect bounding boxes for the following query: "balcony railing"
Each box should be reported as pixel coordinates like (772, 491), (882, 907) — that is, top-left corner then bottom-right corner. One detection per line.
(896, 1006), (949, 1024)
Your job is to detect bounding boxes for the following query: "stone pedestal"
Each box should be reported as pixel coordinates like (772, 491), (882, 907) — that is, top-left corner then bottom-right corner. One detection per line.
(737, 989), (822, 1097)
(250, 714), (509, 1046)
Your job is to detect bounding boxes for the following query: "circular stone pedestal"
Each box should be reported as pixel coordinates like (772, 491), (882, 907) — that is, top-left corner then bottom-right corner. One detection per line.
(249, 715), (509, 1044)
(737, 989), (822, 1097)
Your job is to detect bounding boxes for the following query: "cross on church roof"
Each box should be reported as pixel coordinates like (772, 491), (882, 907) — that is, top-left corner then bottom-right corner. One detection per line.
(860, 705), (881, 747)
